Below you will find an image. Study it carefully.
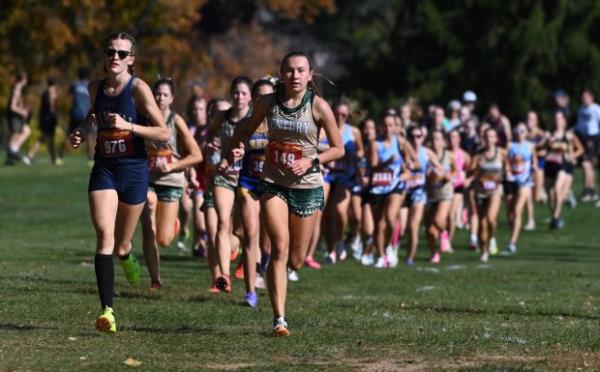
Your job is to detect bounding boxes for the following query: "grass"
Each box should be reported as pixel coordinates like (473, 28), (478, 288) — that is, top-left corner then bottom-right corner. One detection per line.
(1, 155), (600, 371)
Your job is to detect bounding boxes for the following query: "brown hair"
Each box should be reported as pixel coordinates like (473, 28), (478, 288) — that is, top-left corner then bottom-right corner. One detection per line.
(278, 51), (320, 95)
(103, 32), (136, 74)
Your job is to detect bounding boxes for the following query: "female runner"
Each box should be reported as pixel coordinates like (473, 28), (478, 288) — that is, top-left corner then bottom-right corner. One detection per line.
(141, 78), (202, 289)
(504, 122), (536, 253)
(544, 111), (584, 229)
(222, 51), (344, 336)
(237, 77), (275, 306)
(70, 32), (168, 333)
(425, 130), (455, 263)
(446, 129), (470, 249)
(211, 77), (253, 293)
(468, 128), (507, 262)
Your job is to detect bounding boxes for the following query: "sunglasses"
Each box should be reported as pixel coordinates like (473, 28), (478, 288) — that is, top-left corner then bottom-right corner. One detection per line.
(104, 48), (132, 60)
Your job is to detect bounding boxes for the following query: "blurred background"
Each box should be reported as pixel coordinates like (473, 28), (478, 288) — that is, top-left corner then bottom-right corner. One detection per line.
(2, 0), (600, 144)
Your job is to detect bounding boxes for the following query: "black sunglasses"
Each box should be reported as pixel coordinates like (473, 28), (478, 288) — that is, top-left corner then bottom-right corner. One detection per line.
(104, 48), (132, 60)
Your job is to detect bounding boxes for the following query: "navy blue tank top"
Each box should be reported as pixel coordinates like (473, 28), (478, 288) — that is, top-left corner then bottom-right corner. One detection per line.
(94, 77), (147, 164)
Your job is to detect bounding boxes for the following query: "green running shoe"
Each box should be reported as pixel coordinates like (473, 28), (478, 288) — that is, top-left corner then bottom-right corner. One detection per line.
(120, 253), (140, 284)
(96, 307), (116, 334)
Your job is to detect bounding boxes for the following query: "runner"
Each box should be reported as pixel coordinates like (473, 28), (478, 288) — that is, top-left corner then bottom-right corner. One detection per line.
(211, 77), (253, 293)
(5, 71), (31, 165)
(526, 110), (548, 208)
(468, 128), (507, 262)
(60, 67), (92, 164)
(544, 111), (584, 229)
(322, 101), (364, 264)
(141, 78), (202, 289)
(69, 32), (168, 334)
(574, 90), (600, 202)
(425, 129), (455, 263)
(446, 129), (471, 249)
(358, 118), (377, 264)
(237, 77), (275, 306)
(24, 77), (59, 165)
(222, 51), (344, 336)
(504, 122), (537, 253)
(404, 125), (440, 265)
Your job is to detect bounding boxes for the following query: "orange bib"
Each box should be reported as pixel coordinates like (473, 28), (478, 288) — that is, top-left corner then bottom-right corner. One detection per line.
(147, 148), (172, 170)
(266, 141), (303, 168)
(98, 130), (134, 158)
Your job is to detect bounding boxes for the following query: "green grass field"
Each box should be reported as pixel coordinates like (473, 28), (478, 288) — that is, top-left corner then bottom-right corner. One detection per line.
(1, 155), (600, 371)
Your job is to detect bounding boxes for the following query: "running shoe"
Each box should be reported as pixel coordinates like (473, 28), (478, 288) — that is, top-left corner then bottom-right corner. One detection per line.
(215, 275), (232, 293)
(360, 253), (374, 266)
(386, 245), (399, 268)
(260, 255), (271, 272)
(480, 252), (489, 263)
(507, 243), (517, 254)
(304, 256), (321, 269)
(405, 257), (414, 267)
(374, 256), (388, 269)
(54, 157), (63, 166)
(255, 273), (266, 289)
(95, 307), (116, 334)
(439, 231), (453, 253)
(581, 190), (593, 202)
(150, 280), (162, 290)
(230, 246), (240, 261)
(429, 252), (441, 264)
(234, 261), (244, 280)
(272, 317), (290, 337)
(192, 246), (205, 258)
(349, 236), (363, 260)
(489, 238), (498, 256)
(176, 237), (186, 254)
(287, 268), (299, 282)
(550, 217), (564, 230)
(523, 220), (536, 231)
(567, 191), (577, 209)
(324, 251), (337, 265)
(21, 155), (31, 165)
(244, 291), (258, 308)
(469, 235), (479, 252)
(120, 253), (140, 284)
(336, 242), (348, 261)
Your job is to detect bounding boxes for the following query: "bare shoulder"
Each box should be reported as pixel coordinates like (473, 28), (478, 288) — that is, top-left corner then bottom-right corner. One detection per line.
(132, 77), (151, 93)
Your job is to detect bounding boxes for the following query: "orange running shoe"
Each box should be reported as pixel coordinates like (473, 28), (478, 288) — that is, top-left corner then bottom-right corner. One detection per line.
(234, 261), (244, 280)
(208, 281), (220, 293)
(272, 317), (291, 337)
(230, 247), (239, 261)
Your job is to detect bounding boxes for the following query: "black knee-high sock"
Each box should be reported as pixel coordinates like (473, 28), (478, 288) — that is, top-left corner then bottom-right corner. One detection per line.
(95, 254), (114, 309)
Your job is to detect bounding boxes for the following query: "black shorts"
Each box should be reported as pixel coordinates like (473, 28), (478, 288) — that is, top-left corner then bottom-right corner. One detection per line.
(576, 133), (600, 162)
(7, 113), (26, 133)
(40, 115), (58, 136)
(454, 185), (465, 194)
(544, 162), (564, 180)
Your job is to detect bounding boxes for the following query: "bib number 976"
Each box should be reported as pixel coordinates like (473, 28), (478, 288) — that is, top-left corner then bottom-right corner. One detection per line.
(105, 139), (127, 155)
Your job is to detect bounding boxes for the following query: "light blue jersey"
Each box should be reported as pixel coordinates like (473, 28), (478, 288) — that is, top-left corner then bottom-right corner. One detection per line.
(369, 136), (403, 195)
(507, 141), (533, 186)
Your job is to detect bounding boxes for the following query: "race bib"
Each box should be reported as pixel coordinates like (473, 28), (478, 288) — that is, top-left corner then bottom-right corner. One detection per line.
(510, 158), (526, 174)
(479, 175), (499, 191)
(249, 153), (265, 177)
(147, 147), (172, 171)
(266, 141), (303, 168)
(98, 129), (134, 158)
(546, 152), (563, 164)
(371, 168), (393, 187)
(406, 173), (425, 188)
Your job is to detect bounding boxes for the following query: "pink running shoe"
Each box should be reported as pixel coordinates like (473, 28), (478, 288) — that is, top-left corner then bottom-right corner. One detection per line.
(440, 231), (453, 253)
(429, 252), (441, 264)
(304, 256), (321, 269)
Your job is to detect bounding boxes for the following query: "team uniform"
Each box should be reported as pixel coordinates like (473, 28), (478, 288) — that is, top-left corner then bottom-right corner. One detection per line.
(475, 148), (503, 203)
(213, 110), (247, 191)
(88, 76), (149, 205)
(505, 141), (533, 194)
(39, 89), (58, 137)
(453, 149), (466, 195)
(239, 128), (268, 198)
(261, 89), (324, 217)
(427, 150), (453, 203)
(404, 146), (428, 206)
(544, 133), (572, 180)
(146, 112), (185, 201)
(325, 123), (358, 190)
(366, 135), (403, 205)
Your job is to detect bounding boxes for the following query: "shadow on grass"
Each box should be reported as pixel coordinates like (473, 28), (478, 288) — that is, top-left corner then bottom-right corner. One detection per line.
(0, 323), (57, 331)
(408, 304), (600, 321)
(126, 324), (215, 334)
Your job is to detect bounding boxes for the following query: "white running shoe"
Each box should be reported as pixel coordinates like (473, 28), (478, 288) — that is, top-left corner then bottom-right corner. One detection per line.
(489, 238), (498, 256)
(480, 252), (489, 262)
(287, 268), (299, 282)
(523, 220), (536, 231)
(255, 273), (266, 289)
(349, 236), (363, 260)
(361, 254), (374, 266)
(324, 251), (337, 265)
(386, 245), (399, 268)
(507, 243), (517, 254)
(374, 256), (388, 269)
(22, 155), (32, 165)
(336, 242), (348, 261)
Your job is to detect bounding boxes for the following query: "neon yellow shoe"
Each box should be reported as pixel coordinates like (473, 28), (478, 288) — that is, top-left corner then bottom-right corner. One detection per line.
(96, 307), (116, 334)
(120, 253), (140, 284)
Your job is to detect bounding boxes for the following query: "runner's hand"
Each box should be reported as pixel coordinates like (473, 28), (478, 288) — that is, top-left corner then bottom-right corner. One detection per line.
(106, 113), (130, 131)
(289, 157), (312, 176)
(70, 130), (84, 148)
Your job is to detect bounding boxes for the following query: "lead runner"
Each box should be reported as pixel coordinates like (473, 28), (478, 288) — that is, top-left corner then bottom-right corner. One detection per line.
(220, 51), (344, 336)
